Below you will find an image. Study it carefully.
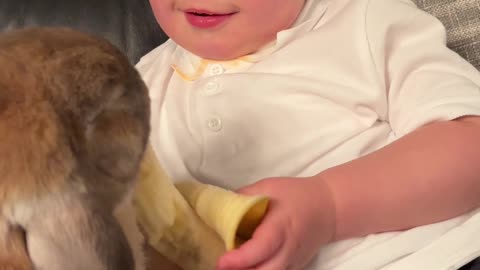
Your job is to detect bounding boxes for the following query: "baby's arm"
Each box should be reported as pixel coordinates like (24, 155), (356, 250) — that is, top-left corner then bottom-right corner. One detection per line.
(322, 115), (480, 240)
(321, 0), (480, 241)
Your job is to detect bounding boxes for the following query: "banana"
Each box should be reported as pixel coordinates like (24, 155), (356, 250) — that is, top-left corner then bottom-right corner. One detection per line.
(133, 145), (269, 270)
(175, 181), (269, 251)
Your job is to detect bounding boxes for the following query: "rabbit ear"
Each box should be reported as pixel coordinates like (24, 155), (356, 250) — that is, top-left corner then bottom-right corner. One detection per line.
(77, 47), (150, 182)
(42, 40), (150, 184)
(46, 45), (130, 121)
(82, 86), (150, 185)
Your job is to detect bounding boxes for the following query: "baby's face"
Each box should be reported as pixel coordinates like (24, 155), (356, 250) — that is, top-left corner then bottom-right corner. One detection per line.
(150, 0), (305, 60)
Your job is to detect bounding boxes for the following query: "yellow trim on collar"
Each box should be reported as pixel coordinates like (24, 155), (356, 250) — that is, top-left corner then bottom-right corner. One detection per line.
(171, 57), (253, 81)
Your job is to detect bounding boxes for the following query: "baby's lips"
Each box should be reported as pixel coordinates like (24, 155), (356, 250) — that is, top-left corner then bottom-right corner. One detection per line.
(184, 8), (236, 16)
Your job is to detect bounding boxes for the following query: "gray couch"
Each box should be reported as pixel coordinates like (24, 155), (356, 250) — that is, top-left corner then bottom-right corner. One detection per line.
(414, 0), (479, 70)
(0, 0), (168, 64)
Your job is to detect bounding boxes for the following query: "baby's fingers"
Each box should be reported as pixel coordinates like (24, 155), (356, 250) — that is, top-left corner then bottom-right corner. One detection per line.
(216, 207), (284, 269)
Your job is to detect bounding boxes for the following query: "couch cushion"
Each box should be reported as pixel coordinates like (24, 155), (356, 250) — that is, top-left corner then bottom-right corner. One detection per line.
(0, 0), (168, 64)
(414, 0), (480, 70)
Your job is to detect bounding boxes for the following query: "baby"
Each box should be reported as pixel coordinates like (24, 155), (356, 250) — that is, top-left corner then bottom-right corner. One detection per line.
(136, 0), (480, 269)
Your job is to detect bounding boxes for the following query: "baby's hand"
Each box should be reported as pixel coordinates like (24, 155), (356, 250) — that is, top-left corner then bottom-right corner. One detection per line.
(216, 176), (336, 270)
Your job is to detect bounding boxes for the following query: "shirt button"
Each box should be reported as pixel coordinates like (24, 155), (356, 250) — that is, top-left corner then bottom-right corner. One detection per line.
(203, 81), (221, 95)
(206, 117), (222, 132)
(208, 64), (224, 76)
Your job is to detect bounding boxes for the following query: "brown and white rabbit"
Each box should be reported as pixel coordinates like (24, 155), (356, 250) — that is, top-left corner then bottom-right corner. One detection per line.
(0, 27), (150, 270)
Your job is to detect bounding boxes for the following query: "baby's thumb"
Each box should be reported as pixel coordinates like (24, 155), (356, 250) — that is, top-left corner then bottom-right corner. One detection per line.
(216, 207), (283, 270)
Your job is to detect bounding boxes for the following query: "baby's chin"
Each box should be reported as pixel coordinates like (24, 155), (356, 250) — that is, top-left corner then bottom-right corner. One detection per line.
(192, 47), (248, 61)
(185, 41), (263, 61)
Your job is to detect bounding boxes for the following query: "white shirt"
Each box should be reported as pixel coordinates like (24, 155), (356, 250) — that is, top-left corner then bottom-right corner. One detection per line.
(136, 0), (480, 269)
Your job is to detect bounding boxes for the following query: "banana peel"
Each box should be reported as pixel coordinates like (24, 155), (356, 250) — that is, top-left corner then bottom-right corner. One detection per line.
(133, 146), (269, 270)
(175, 181), (269, 251)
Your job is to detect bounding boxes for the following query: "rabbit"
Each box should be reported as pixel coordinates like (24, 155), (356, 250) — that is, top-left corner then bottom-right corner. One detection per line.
(0, 26), (150, 270)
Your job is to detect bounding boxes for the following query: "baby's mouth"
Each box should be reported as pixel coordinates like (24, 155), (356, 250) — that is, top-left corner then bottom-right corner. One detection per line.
(188, 12), (213, 17)
(185, 9), (236, 17)
(184, 9), (237, 28)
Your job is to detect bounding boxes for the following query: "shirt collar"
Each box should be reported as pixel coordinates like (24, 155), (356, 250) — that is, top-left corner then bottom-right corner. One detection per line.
(171, 0), (330, 81)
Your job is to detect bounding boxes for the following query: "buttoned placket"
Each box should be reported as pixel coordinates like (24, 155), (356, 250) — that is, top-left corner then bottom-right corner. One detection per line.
(200, 63), (226, 133)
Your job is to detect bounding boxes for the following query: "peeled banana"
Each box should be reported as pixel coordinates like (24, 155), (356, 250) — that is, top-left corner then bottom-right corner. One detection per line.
(133, 145), (269, 270)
